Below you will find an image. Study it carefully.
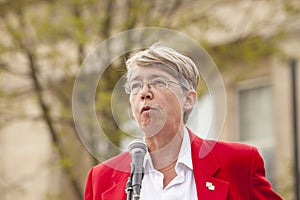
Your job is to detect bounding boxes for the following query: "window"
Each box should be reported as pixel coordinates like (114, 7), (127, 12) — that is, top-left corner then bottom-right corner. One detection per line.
(237, 79), (276, 186)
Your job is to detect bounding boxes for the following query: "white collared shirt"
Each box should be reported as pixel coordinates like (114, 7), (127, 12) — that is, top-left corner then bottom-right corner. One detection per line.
(140, 128), (198, 200)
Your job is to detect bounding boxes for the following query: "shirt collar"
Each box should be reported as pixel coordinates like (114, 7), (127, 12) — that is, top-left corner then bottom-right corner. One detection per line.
(177, 127), (193, 170)
(143, 127), (193, 172)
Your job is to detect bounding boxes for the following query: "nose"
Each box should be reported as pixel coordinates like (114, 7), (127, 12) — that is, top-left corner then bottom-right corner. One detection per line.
(139, 84), (153, 100)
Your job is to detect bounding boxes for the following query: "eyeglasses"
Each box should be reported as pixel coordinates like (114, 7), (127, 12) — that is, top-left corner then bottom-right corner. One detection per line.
(124, 78), (188, 95)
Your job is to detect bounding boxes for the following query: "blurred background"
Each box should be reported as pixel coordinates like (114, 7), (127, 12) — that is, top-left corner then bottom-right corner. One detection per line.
(0, 0), (300, 199)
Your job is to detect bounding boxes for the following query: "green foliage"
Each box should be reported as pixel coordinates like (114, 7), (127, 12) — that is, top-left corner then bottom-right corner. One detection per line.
(96, 64), (125, 153)
(284, 0), (300, 15)
(61, 157), (74, 168)
(205, 35), (282, 70)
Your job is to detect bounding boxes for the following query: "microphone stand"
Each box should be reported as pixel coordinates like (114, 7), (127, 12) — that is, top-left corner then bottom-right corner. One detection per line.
(126, 164), (134, 200)
(126, 163), (144, 200)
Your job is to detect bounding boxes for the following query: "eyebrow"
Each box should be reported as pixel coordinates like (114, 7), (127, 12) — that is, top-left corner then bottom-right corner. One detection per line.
(129, 74), (171, 81)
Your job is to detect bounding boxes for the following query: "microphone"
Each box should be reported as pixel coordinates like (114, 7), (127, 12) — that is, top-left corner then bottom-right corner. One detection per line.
(127, 140), (148, 200)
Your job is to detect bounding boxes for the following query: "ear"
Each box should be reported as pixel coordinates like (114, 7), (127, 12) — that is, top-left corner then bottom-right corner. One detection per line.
(183, 90), (197, 111)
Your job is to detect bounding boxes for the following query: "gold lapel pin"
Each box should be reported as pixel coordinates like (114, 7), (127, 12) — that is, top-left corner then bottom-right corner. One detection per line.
(206, 182), (215, 191)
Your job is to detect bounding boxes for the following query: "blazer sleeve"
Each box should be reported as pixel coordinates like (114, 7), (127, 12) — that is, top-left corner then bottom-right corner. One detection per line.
(250, 147), (283, 200)
(84, 167), (94, 200)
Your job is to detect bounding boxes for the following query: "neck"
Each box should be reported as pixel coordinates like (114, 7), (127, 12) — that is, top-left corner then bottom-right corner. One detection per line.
(145, 125), (185, 170)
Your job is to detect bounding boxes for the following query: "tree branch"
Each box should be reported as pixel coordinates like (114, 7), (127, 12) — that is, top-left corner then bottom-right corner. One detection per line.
(26, 49), (83, 200)
(15, 11), (84, 199)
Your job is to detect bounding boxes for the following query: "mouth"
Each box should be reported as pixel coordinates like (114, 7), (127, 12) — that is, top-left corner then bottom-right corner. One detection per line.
(141, 106), (154, 113)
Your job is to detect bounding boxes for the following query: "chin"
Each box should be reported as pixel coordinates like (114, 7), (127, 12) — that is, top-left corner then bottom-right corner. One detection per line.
(141, 121), (165, 138)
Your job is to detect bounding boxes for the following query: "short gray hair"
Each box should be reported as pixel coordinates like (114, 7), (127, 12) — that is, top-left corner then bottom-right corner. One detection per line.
(125, 44), (200, 124)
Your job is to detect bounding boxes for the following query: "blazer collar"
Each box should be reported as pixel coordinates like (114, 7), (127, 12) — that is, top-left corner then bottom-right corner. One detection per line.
(189, 130), (230, 200)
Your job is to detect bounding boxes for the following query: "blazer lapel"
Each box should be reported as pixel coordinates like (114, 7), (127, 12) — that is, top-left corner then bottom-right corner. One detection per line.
(101, 168), (130, 200)
(101, 152), (131, 200)
(101, 175), (128, 200)
(189, 131), (229, 200)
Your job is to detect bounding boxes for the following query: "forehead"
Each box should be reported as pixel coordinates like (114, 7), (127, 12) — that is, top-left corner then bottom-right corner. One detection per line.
(127, 66), (177, 81)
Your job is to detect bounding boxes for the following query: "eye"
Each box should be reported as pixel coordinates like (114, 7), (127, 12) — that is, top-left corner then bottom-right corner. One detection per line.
(150, 78), (167, 87)
(130, 81), (142, 90)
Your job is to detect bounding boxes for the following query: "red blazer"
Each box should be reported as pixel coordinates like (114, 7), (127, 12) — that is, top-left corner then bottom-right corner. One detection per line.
(84, 131), (282, 200)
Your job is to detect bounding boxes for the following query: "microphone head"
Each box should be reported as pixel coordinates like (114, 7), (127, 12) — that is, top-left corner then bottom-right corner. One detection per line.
(128, 140), (148, 174)
(128, 140), (148, 153)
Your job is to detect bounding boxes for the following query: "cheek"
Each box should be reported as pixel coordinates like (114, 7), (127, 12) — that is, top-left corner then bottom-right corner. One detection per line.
(162, 94), (184, 119)
(167, 103), (183, 121)
(129, 96), (139, 116)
